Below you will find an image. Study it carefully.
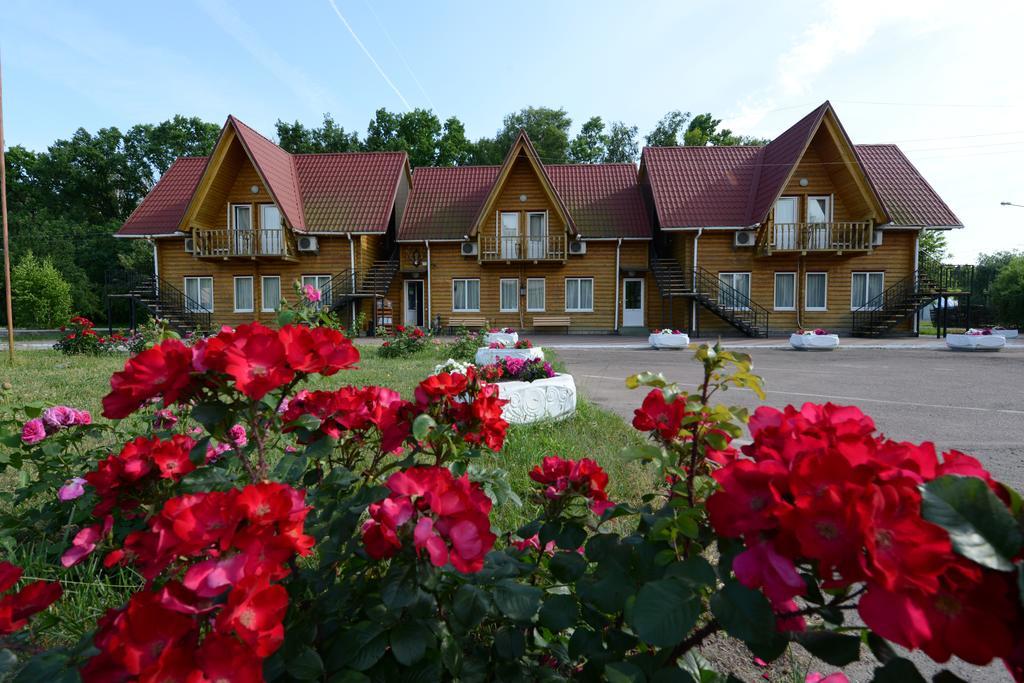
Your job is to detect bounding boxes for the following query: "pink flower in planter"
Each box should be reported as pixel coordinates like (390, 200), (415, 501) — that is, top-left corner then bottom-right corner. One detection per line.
(504, 357), (526, 376)
(303, 284), (322, 303)
(228, 424), (248, 448)
(805, 673), (849, 683)
(21, 418), (46, 445)
(58, 477), (87, 501)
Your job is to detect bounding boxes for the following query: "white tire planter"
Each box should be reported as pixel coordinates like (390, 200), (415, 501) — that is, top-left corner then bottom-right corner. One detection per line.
(496, 373), (577, 424)
(648, 333), (690, 349)
(474, 346), (544, 366)
(992, 329), (1018, 339)
(946, 334), (1006, 351)
(789, 333), (840, 351)
(484, 331), (519, 346)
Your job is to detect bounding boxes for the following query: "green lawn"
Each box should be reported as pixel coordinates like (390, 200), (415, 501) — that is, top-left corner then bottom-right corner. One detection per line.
(0, 346), (652, 645)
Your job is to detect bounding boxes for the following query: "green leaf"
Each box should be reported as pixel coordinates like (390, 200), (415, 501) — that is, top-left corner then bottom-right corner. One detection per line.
(287, 646), (325, 680)
(555, 522), (587, 550)
(870, 657), (926, 683)
(709, 581), (774, 645)
(412, 414), (437, 441)
(625, 372), (669, 390)
(866, 632), (898, 665)
(630, 578), (699, 648)
(568, 628), (603, 660)
(191, 403), (228, 430)
(188, 436), (211, 466)
(304, 435), (337, 460)
(538, 594), (578, 632)
(390, 621), (430, 666)
(452, 584), (490, 629)
(549, 551), (587, 582)
(0, 650), (18, 677)
(932, 671), (970, 683)
(288, 412), (323, 431)
(921, 475), (1023, 571)
(605, 662), (646, 682)
(493, 626), (525, 660)
(793, 631), (861, 666)
(665, 556), (716, 588)
(493, 580), (542, 623)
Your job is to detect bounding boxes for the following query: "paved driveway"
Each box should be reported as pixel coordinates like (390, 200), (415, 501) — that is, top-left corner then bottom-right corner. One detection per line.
(555, 343), (1024, 492)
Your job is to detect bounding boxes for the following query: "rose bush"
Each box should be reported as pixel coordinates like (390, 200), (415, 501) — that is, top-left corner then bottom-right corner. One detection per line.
(1, 329), (1022, 681)
(52, 316), (139, 355)
(377, 324), (430, 358)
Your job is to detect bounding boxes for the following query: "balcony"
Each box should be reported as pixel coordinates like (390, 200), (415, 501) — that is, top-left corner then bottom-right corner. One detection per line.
(192, 228), (294, 259)
(757, 221), (873, 255)
(478, 233), (568, 262)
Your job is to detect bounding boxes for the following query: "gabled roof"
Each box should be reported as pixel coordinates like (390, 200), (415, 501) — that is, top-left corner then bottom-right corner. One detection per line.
(119, 157), (206, 236)
(118, 116), (409, 237)
(641, 101), (956, 229)
(469, 130), (577, 236)
(398, 163), (652, 241)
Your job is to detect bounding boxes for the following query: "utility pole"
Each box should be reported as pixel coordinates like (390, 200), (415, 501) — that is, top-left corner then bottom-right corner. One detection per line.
(0, 55), (14, 364)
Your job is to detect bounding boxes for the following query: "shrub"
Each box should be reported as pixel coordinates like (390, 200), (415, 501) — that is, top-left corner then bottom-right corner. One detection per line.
(52, 316), (140, 355)
(377, 323), (430, 358)
(443, 325), (482, 361)
(1, 332), (1022, 681)
(10, 251), (72, 328)
(989, 254), (1024, 326)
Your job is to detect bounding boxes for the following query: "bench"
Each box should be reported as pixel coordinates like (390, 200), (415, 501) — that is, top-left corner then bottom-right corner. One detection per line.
(448, 317), (487, 331)
(532, 316), (571, 331)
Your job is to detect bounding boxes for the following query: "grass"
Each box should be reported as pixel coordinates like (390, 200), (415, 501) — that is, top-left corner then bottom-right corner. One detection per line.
(0, 345), (652, 647)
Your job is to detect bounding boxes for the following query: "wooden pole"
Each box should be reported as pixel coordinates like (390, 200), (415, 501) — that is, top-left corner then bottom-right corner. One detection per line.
(0, 56), (15, 364)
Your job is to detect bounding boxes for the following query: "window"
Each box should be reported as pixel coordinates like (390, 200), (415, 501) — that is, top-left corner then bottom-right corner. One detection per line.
(452, 279), (480, 312)
(774, 273), (796, 310)
(184, 277), (213, 313)
(805, 272), (828, 311)
(527, 212), (547, 259)
(718, 272), (751, 309)
(232, 205), (252, 230)
(499, 212), (519, 259)
(233, 276), (254, 313)
(260, 205), (282, 255)
(806, 196), (832, 223)
(261, 276), (281, 312)
(301, 274), (332, 309)
(851, 272), (884, 310)
(499, 278), (519, 312)
(527, 278), (545, 312)
(565, 278), (594, 312)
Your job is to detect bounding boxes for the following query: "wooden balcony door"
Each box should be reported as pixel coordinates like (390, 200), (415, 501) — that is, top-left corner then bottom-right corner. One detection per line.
(500, 212), (520, 259)
(260, 204), (283, 255)
(774, 197), (797, 249)
(807, 196), (832, 250)
(232, 205), (253, 255)
(527, 212), (547, 259)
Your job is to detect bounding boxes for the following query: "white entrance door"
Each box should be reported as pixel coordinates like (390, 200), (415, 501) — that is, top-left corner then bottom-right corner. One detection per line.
(404, 280), (424, 327)
(623, 278), (644, 327)
(774, 197), (798, 250)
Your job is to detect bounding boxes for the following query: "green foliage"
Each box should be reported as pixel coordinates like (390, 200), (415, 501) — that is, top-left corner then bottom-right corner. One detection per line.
(376, 324), (431, 358)
(275, 113), (361, 154)
(647, 110), (769, 148)
(10, 252), (72, 328)
(918, 230), (949, 263)
(988, 254), (1024, 326)
(442, 326), (482, 362)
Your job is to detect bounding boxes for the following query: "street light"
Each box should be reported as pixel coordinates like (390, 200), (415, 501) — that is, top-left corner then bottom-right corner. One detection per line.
(1001, 201), (1024, 208)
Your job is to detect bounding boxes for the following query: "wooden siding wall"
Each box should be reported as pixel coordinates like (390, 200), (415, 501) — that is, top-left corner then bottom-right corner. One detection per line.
(484, 153), (566, 241)
(692, 230), (918, 335)
(155, 236), (353, 328)
(777, 142), (857, 222)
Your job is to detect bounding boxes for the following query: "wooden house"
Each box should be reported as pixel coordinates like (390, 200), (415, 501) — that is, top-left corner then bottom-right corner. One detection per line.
(115, 102), (963, 338)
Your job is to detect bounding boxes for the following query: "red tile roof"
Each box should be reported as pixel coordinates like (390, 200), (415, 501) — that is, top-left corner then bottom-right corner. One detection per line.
(855, 145), (962, 227)
(641, 102), (960, 229)
(118, 117), (408, 237)
(398, 163), (652, 241)
(118, 157), (206, 236)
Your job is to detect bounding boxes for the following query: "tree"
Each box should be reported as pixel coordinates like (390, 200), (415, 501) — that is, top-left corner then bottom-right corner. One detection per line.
(918, 230), (949, 263)
(604, 122), (639, 163)
(276, 114), (360, 154)
(645, 110), (691, 147)
(569, 116), (606, 164)
(988, 254), (1024, 325)
(436, 117), (473, 166)
(125, 115), (221, 177)
(491, 107), (573, 164)
(365, 108), (446, 167)
(9, 251), (73, 328)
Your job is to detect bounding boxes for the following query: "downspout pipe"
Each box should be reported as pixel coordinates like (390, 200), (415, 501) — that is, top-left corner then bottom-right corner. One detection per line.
(691, 228), (703, 333)
(913, 231), (920, 335)
(614, 238), (622, 332)
(425, 240), (432, 330)
(347, 233), (356, 327)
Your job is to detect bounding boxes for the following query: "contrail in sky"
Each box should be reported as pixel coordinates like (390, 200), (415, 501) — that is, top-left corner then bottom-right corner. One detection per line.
(361, 0), (436, 111)
(326, 0), (411, 111)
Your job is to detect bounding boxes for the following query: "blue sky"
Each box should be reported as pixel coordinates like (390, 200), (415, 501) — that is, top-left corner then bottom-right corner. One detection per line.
(1, 0), (1022, 261)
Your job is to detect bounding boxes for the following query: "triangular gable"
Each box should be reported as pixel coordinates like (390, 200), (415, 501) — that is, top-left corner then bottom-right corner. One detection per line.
(178, 116), (306, 232)
(748, 102), (888, 225)
(469, 129), (576, 236)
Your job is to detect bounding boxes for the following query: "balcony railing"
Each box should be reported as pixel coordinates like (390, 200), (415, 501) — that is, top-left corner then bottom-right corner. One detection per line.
(758, 221), (873, 255)
(192, 228), (293, 259)
(478, 233), (567, 262)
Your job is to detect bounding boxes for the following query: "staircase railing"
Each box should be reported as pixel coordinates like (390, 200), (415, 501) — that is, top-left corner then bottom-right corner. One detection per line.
(104, 269), (212, 331)
(691, 267), (771, 336)
(851, 259), (975, 336)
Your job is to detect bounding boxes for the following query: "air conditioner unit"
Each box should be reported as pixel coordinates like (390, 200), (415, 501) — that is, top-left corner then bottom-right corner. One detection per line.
(460, 241), (478, 256)
(297, 236), (319, 253)
(734, 230), (756, 247)
(871, 230), (884, 247)
(183, 237), (194, 253)
(569, 241), (587, 255)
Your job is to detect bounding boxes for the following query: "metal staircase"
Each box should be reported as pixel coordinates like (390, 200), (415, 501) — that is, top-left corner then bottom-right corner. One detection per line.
(325, 253), (400, 330)
(851, 260), (974, 337)
(650, 254), (770, 337)
(104, 269), (213, 334)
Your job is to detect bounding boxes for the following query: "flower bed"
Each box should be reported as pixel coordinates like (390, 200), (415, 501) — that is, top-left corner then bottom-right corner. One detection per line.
(484, 328), (518, 347)
(991, 327), (1018, 339)
(649, 329), (690, 349)
(474, 339), (544, 365)
(947, 330), (1006, 351)
(495, 373), (577, 424)
(52, 317), (140, 355)
(376, 324), (429, 358)
(789, 328), (840, 351)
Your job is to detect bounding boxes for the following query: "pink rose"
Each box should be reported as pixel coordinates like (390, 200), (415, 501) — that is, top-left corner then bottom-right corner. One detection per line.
(42, 406), (76, 431)
(72, 409), (92, 426)
(21, 418), (46, 445)
(303, 283), (322, 303)
(58, 477), (87, 502)
(228, 424), (248, 448)
(153, 409), (178, 430)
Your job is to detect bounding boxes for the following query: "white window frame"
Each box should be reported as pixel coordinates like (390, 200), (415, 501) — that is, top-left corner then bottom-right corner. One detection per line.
(806, 195), (833, 223)
(452, 278), (480, 312)
(718, 272), (751, 310)
(231, 204), (252, 230)
(526, 278), (546, 313)
(565, 277), (594, 313)
(805, 272), (828, 311)
(261, 276), (281, 313)
(851, 271), (885, 310)
(499, 278), (519, 313)
(233, 276), (254, 313)
(773, 272), (796, 311)
(184, 276), (213, 313)
(526, 211), (548, 259)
